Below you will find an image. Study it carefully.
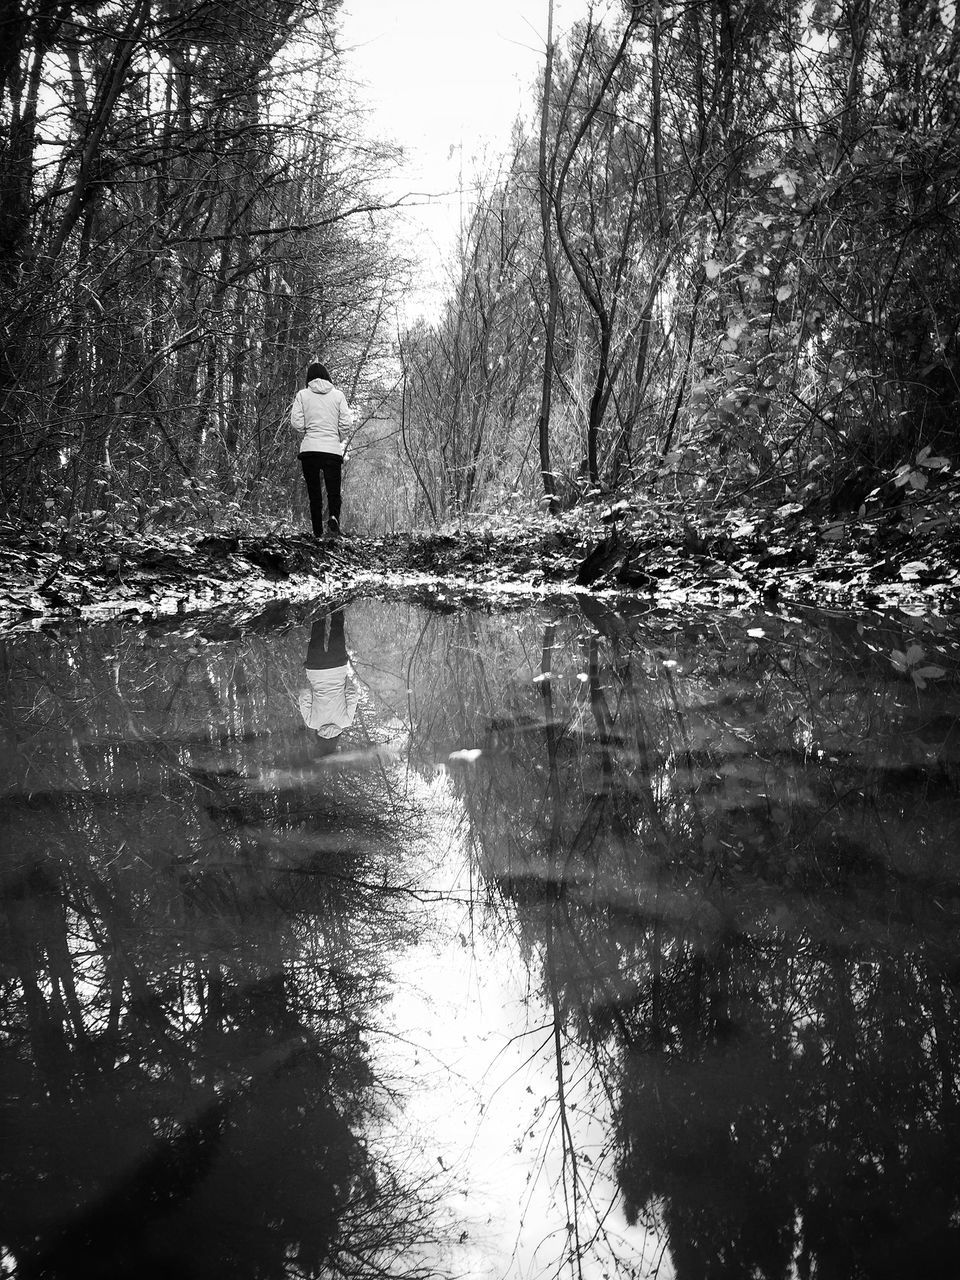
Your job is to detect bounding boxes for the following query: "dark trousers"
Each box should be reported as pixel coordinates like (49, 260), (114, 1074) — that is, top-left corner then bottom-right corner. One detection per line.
(305, 610), (347, 669)
(300, 451), (342, 535)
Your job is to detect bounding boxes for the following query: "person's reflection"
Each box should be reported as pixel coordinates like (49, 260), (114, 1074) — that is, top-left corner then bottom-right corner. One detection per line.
(299, 608), (359, 755)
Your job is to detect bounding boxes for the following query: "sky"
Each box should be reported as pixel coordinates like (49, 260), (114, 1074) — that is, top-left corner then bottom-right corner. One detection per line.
(338, 0), (599, 316)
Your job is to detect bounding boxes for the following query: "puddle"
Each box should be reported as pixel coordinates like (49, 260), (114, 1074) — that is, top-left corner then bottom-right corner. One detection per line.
(1, 596), (958, 1277)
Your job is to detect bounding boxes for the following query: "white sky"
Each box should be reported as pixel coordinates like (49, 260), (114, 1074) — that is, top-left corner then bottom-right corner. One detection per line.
(338, 0), (599, 317)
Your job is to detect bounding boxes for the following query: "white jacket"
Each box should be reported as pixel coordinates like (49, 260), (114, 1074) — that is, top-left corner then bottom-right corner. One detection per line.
(298, 664), (359, 738)
(291, 378), (353, 456)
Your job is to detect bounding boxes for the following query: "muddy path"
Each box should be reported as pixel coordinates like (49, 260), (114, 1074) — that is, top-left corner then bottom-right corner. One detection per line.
(1, 506), (958, 634)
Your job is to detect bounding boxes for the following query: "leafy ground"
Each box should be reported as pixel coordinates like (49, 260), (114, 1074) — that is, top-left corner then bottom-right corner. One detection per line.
(1, 495), (958, 634)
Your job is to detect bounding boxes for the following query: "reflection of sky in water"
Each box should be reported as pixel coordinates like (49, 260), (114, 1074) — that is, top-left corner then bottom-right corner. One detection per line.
(1, 596), (958, 1278)
(374, 768), (664, 1278)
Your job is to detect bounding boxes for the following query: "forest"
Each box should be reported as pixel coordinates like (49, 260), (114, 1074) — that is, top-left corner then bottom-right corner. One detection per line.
(2, 4), (959, 1273)
(402, 0), (960, 525)
(0, 0), (958, 610)
(0, 0), (401, 529)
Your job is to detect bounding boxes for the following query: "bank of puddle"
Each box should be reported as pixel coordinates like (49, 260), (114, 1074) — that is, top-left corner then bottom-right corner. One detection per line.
(1, 595), (959, 1278)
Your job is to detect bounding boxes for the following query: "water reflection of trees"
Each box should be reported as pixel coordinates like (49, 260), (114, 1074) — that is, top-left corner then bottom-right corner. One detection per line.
(5, 598), (957, 1277)
(438, 599), (960, 1278)
(0, 612), (445, 1280)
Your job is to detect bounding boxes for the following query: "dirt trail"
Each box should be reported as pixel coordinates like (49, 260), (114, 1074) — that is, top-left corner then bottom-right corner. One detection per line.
(1, 512), (957, 633)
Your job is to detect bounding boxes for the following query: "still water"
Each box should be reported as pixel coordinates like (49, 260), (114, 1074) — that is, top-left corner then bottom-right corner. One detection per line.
(1, 594), (959, 1279)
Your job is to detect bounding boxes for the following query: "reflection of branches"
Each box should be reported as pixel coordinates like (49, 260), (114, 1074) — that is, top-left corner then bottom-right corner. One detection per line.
(438, 601), (960, 1279)
(547, 970), (585, 1280)
(0, 619), (456, 1280)
(1, 837), (449, 1277)
(5, 595), (959, 1278)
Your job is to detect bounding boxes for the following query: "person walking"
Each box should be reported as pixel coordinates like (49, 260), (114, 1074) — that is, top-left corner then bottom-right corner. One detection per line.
(290, 361), (353, 538)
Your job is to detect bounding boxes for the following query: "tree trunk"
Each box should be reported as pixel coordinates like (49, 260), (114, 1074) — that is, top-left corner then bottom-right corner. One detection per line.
(535, 0), (559, 512)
